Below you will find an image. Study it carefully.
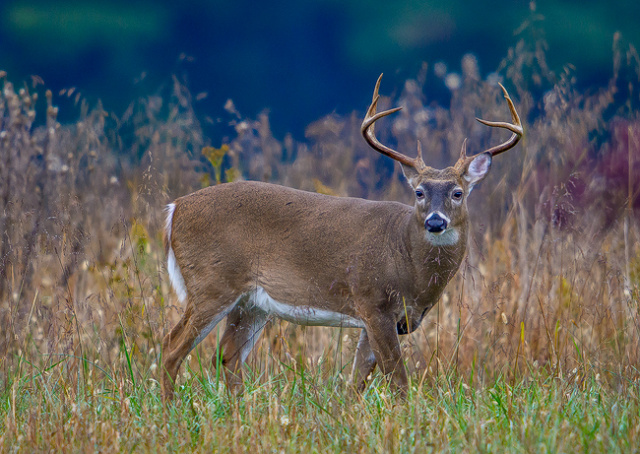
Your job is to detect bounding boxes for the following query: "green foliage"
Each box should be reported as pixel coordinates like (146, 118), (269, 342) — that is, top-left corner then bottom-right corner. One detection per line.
(201, 144), (229, 185)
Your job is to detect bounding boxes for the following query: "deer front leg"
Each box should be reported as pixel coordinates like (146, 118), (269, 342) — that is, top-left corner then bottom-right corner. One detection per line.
(362, 313), (408, 396)
(350, 329), (377, 392)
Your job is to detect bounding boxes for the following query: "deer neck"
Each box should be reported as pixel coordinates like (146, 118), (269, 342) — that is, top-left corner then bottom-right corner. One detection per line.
(404, 208), (468, 292)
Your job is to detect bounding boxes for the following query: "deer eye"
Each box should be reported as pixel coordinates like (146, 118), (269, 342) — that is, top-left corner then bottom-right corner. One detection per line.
(452, 189), (463, 201)
(415, 189), (425, 200)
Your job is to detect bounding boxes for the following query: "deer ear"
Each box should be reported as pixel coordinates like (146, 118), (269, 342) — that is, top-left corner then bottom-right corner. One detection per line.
(463, 152), (492, 192)
(400, 163), (420, 188)
(400, 141), (425, 188)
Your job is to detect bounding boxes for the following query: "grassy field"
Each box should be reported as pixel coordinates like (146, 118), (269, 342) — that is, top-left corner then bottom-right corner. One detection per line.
(1, 27), (640, 452)
(3, 361), (640, 452)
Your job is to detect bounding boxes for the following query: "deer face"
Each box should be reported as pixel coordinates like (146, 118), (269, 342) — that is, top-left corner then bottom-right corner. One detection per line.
(402, 152), (492, 246)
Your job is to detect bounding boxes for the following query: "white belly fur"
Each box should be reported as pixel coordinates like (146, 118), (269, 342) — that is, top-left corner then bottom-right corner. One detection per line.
(252, 287), (364, 328)
(189, 288), (363, 351)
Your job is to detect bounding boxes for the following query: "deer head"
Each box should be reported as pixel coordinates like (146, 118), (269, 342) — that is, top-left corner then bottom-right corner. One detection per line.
(362, 74), (523, 247)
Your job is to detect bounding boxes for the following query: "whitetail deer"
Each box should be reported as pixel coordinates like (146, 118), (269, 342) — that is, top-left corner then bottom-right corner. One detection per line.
(161, 75), (523, 400)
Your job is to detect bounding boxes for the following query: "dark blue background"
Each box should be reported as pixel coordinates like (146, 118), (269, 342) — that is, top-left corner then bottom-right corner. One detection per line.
(2, 0), (637, 138)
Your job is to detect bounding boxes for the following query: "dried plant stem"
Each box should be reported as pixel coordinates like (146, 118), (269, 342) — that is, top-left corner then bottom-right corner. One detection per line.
(624, 125), (634, 295)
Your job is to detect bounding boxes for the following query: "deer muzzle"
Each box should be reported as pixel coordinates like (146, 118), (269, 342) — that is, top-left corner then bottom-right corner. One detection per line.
(425, 212), (448, 234)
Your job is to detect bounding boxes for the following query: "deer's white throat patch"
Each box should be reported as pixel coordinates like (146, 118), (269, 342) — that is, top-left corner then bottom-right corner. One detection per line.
(425, 228), (460, 246)
(252, 287), (364, 328)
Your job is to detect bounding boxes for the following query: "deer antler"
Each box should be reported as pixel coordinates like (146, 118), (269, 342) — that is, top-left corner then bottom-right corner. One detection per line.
(465, 83), (523, 160)
(361, 74), (426, 171)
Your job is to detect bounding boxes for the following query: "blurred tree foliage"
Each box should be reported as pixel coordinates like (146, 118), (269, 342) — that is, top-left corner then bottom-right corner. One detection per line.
(1, 0), (639, 137)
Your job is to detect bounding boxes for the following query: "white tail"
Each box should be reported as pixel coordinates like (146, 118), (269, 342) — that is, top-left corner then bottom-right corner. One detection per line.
(164, 203), (187, 303)
(161, 75), (523, 400)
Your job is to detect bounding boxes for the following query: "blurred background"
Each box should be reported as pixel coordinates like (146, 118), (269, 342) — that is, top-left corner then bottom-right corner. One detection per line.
(2, 0), (639, 138)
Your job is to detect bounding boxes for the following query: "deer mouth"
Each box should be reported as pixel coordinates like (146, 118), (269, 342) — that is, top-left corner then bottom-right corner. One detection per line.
(424, 211), (459, 245)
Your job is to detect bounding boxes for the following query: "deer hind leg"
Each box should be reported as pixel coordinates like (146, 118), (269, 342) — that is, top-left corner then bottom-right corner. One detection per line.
(350, 329), (377, 392)
(215, 295), (268, 394)
(161, 292), (240, 402)
(362, 314), (408, 396)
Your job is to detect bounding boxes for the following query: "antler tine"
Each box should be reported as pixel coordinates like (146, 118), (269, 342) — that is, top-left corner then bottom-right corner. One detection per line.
(361, 74), (425, 170)
(473, 83), (524, 158)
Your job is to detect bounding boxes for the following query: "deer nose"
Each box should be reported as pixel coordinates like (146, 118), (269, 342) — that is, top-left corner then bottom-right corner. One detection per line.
(425, 213), (447, 233)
